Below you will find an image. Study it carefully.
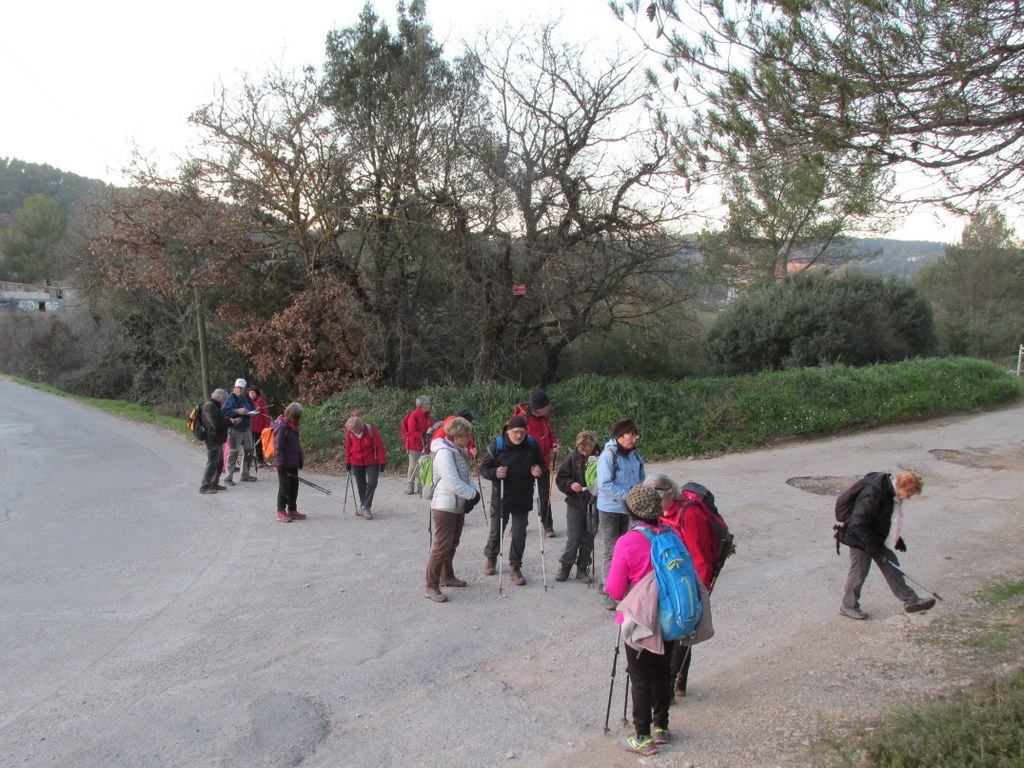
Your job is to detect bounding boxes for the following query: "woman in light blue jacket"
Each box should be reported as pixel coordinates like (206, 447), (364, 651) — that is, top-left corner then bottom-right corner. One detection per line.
(423, 417), (480, 603)
(596, 418), (646, 608)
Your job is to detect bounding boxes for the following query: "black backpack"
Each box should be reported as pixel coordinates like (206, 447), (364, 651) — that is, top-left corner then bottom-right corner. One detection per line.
(187, 402), (207, 441)
(834, 477), (869, 523)
(679, 482), (735, 584)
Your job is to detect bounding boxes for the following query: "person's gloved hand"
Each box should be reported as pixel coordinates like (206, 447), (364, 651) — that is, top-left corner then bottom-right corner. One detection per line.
(463, 492), (480, 514)
(895, 537), (907, 552)
(379, 463), (386, 471)
(345, 463), (352, 472)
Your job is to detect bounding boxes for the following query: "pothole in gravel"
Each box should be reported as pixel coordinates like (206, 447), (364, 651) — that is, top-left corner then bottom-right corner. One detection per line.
(786, 476), (858, 496)
(929, 446), (1024, 471)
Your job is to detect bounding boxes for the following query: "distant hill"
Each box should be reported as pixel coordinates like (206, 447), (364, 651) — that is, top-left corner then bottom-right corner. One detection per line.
(842, 237), (946, 277)
(0, 158), (109, 220)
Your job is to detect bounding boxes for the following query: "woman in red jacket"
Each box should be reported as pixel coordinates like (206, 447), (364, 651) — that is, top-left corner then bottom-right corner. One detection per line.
(400, 395), (433, 495)
(344, 415), (386, 520)
(248, 386), (272, 466)
(647, 473), (718, 700)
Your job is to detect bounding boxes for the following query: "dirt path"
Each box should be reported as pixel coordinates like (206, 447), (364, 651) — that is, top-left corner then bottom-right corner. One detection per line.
(2, 380), (1021, 767)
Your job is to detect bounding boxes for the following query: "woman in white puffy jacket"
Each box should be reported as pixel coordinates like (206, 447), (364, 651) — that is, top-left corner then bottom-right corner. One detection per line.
(423, 417), (480, 603)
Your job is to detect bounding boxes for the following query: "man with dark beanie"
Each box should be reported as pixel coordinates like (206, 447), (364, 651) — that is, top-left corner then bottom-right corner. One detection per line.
(511, 390), (560, 537)
(481, 415), (544, 585)
(596, 418), (646, 609)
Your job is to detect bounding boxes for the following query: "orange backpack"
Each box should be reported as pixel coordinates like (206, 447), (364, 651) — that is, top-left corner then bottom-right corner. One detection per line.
(261, 426), (275, 462)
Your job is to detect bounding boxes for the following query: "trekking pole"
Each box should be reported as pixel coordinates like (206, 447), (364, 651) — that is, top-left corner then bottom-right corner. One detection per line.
(296, 476), (331, 495)
(603, 625), (623, 734)
(342, 468), (351, 515)
(497, 479), (508, 596)
(476, 475), (488, 518)
(881, 557), (944, 601)
(537, 480), (549, 591)
(622, 675), (630, 726)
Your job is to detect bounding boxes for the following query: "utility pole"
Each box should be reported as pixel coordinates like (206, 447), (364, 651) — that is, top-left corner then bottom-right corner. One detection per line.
(195, 285), (210, 397)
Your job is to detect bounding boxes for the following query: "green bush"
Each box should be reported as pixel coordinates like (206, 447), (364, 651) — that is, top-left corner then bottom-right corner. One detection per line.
(703, 272), (939, 374)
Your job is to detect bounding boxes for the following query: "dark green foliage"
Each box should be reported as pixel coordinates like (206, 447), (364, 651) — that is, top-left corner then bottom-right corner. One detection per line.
(296, 358), (1020, 465)
(703, 272), (938, 374)
(0, 157), (105, 219)
(0, 194), (67, 283)
(915, 206), (1024, 359)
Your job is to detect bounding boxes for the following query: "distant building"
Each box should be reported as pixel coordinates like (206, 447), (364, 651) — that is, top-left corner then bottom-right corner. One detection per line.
(0, 280), (65, 312)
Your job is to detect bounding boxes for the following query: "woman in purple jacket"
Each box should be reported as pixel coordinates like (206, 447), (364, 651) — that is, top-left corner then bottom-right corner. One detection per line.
(272, 402), (306, 523)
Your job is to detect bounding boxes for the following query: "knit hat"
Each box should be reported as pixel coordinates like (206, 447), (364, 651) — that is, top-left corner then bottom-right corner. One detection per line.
(625, 485), (662, 521)
(234, 378), (247, 389)
(611, 418), (638, 439)
(454, 408), (474, 422)
(506, 415), (528, 430)
(529, 390), (550, 410)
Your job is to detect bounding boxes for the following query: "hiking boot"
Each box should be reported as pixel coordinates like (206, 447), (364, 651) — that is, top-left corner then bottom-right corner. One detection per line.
(277, 512), (292, 523)
(215, 485), (228, 491)
(576, 566), (593, 584)
(361, 508), (374, 520)
(240, 476), (256, 482)
(673, 680), (687, 699)
(223, 479), (235, 487)
(619, 735), (657, 756)
(423, 587), (448, 603)
(839, 605), (868, 620)
(905, 596), (936, 614)
(405, 486), (417, 495)
(484, 557), (497, 576)
(601, 592), (618, 611)
(441, 577), (467, 588)
(544, 527), (557, 538)
(509, 567), (526, 586)
(200, 488), (217, 494)
(651, 727), (671, 745)
(555, 566), (571, 582)
(289, 510), (307, 520)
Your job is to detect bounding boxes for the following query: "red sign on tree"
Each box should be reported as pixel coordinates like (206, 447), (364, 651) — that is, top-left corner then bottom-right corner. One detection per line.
(513, 284), (527, 296)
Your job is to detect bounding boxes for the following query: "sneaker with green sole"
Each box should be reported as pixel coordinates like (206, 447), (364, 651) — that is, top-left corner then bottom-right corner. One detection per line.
(619, 735), (657, 755)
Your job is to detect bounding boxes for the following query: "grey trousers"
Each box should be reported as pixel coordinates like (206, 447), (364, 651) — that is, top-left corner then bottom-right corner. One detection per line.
(842, 545), (918, 609)
(226, 429), (254, 480)
(406, 449), (423, 492)
(599, 510), (630, 589)
(559, 503), (595, 570)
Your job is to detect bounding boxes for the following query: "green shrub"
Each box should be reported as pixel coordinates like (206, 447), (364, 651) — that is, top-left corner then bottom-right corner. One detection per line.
(703, 272), (939, 374)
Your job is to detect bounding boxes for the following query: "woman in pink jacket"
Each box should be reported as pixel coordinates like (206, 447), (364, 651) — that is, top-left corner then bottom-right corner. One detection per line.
(344, 415), (387, 520)
(605, 484), (673, 756)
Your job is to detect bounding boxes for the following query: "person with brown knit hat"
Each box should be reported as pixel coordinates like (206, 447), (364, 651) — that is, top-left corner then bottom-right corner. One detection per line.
(606, 484), (674, 755)
(596, 417), (646, 609)
(480, 414), (544, 585)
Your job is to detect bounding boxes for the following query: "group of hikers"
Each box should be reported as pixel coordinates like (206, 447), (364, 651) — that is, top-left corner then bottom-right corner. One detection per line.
(197, 383), (937, 757)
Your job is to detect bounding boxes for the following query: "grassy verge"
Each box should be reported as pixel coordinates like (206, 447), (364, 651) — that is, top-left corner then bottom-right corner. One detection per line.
(815, 574), (1024, 767)
(8, 357), (1023, 468)
(302, 357), (1021, 468)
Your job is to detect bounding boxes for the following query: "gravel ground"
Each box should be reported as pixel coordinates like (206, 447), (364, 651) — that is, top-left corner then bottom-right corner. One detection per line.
(2, 379), (1021, 768)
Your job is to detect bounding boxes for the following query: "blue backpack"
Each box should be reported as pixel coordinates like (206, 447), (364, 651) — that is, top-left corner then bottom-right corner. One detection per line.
(634, 524), (703, 641)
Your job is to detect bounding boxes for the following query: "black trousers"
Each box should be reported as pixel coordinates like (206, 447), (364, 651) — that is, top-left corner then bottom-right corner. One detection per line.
(537, 472), (553, 530)
(625, 643), (673, 738)
(277, 468), (299, 513)
(484, 507), (529, 569)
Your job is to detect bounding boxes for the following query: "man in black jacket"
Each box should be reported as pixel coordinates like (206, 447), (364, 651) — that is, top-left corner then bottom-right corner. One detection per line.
(200, 389), (232, 494)
(840, 470), (934, 619)
(481, 415), (543, 586)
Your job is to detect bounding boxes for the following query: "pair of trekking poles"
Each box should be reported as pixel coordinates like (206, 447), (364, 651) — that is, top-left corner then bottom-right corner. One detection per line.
(236, 449), (332, 495)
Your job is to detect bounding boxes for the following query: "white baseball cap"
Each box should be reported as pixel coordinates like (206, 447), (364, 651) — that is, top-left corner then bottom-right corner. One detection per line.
(234, 378), (247, 388)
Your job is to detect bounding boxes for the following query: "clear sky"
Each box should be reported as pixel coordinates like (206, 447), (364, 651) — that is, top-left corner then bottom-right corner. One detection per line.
(0, 0), (987, 243)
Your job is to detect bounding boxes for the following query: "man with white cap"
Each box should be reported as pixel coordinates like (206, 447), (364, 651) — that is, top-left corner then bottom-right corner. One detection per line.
(221, 378), (257, 485)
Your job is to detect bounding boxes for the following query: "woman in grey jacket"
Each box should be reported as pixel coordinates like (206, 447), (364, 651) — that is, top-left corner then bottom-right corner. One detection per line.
(424, 417), (480, 603)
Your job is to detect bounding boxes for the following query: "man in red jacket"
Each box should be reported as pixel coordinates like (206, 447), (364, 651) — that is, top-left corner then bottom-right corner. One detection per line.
(401, 395), (433, 495)
(512, 390), (559, 537)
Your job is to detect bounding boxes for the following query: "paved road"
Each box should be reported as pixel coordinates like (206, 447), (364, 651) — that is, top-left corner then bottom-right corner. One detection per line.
(2, 379), (1021, 767)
